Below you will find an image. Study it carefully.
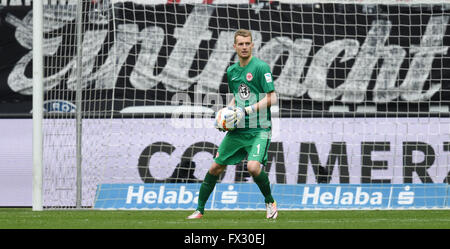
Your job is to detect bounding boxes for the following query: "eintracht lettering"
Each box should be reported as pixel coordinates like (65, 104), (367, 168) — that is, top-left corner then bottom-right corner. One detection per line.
(4, 5), (448, 103)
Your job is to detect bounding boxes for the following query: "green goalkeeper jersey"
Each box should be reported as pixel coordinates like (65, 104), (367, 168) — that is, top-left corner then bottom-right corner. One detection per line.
(226, 57), (275, 134)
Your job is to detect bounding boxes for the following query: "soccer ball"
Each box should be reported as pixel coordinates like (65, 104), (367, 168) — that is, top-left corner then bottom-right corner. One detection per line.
(215, 107), (237, 131)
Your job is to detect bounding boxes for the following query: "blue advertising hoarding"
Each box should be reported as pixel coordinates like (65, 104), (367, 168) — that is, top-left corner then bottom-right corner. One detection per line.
(94, 183), (449, 210)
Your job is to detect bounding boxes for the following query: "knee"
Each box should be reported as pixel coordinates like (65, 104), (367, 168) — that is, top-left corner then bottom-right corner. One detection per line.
(247, 161), (261, 177)
(209, 162), (226, 176)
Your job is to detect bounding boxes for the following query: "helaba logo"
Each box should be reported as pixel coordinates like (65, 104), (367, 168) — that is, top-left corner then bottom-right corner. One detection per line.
(125, 184), (239, 205)
(126, 185), (199, 205)
(302, 186), (383, 206)
(301, 185), (415, 206)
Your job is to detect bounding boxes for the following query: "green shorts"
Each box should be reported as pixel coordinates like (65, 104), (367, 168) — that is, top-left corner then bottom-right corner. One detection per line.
(214, 131), (271, 166)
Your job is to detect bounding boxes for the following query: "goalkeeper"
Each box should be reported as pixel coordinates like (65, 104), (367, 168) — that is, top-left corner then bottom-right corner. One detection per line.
(187, 29), (278, 219)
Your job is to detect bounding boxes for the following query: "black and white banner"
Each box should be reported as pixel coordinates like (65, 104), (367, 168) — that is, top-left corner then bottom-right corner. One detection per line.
(0, 1), (449, 114)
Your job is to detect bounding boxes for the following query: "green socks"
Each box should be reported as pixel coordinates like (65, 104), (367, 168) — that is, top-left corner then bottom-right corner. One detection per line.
(196, 172), (219, 214)
(196, 170), (274, 214)
(253, 170), (275, 204)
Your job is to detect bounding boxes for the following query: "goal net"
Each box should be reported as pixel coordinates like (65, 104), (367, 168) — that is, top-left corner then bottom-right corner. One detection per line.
(33, 0), (450, 210)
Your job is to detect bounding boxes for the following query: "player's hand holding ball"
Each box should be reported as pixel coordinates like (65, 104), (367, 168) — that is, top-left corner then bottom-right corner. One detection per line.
(214, 105), (256, 132)
(235, 105), (254, 125)
(234, 107), (245, 127)
(214, 106), (238, 132)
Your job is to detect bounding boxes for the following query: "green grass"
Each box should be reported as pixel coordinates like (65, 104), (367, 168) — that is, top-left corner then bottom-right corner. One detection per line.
(0, 208), (449, 229)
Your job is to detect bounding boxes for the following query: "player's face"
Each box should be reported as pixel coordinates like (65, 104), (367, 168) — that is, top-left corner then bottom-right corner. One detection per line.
(234, 35), (253, 60)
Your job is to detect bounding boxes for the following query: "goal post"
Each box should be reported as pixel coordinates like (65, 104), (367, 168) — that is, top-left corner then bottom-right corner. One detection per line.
(31, 0), (450, 210)
(32, 0), (44, 211)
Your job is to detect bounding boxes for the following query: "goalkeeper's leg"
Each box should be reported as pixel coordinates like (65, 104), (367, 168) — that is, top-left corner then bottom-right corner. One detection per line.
(246, 131), (275, 203)
(187, 162), (225, 219)
(188, 133), (246, 219)
(248, 162), (277, 219)
(248, 161), (274, 203)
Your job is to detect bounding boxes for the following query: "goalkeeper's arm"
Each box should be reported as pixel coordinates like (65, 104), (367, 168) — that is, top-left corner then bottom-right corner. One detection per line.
(234, 91), (277, 126)
(247, 91), (277, 114)
(228, 97), (236, 107)
(238, 91), (277, 115)
(228, 91), (277, 112)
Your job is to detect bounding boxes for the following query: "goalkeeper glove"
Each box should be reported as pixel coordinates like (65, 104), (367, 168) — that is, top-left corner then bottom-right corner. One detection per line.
(245, 105), (256, 115)
(234, 105), (255, 126)
(214, 119), (226, 132)
(214, 106), (237, 132)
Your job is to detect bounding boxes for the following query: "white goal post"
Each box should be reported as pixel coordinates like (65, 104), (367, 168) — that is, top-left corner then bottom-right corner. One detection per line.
(32, 0), (450, 210)
(32, 0), (44, 211)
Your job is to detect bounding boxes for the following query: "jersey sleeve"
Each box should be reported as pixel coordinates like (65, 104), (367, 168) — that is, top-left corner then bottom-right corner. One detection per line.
(259, 63), (275, 93)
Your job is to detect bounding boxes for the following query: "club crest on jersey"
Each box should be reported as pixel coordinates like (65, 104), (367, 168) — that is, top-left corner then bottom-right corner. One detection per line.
(238, 84), (250, 100)
(246, 72), (253, 82)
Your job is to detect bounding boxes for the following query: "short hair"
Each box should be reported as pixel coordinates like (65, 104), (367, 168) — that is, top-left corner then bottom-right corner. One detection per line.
(234, 29), (252, 44)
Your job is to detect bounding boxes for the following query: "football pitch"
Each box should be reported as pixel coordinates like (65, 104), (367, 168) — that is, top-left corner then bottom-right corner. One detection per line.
(0, 208), (449, 229)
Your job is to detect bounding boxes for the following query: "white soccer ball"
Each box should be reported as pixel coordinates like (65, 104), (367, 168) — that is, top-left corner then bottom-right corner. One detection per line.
(215, 107), (237, 131)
